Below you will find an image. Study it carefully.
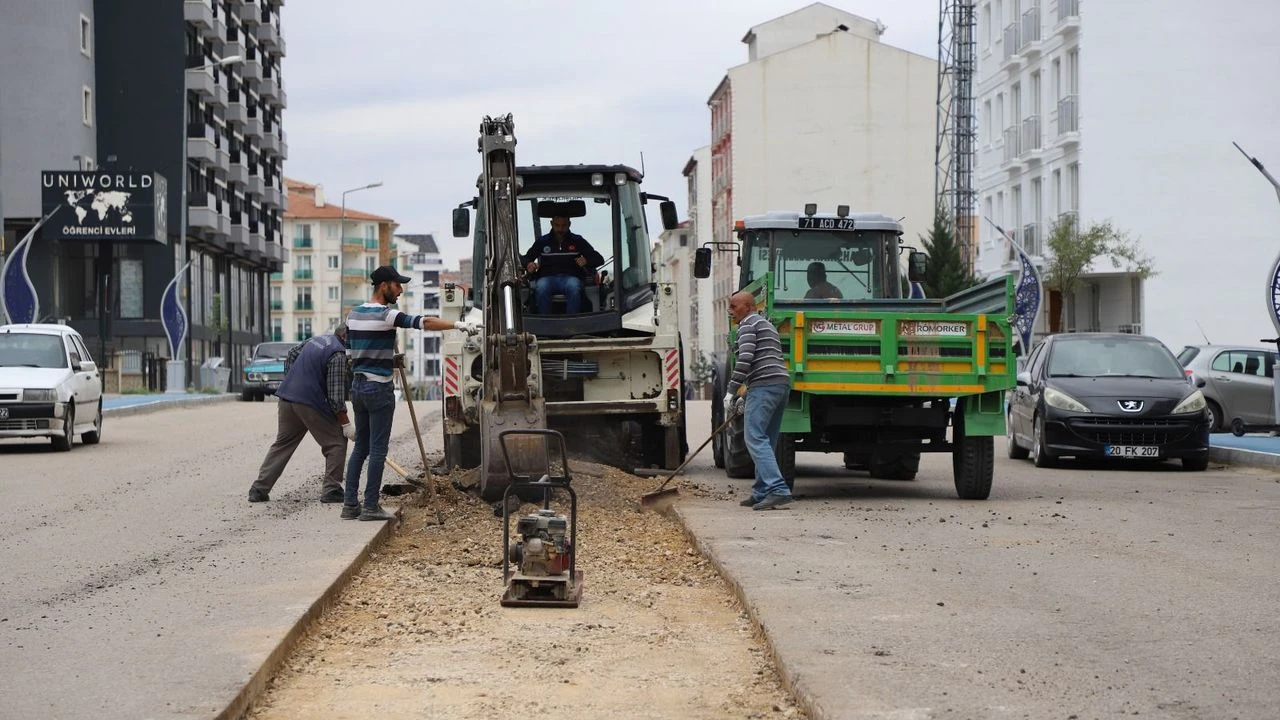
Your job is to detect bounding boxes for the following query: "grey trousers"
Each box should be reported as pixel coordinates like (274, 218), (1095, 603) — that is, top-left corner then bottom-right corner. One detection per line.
(252, 399), (346, 496)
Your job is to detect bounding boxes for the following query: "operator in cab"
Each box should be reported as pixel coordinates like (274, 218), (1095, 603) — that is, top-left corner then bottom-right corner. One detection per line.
(803, 262), (843, 300)
(521, 215), (604, 314)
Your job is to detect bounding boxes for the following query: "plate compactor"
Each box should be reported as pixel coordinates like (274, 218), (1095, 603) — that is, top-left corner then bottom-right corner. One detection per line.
(498, 429), (583, 608)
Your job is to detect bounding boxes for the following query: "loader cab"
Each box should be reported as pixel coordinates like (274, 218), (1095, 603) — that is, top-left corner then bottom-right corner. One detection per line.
(694, 210), (923, 302)
(454, 164), (678, 338)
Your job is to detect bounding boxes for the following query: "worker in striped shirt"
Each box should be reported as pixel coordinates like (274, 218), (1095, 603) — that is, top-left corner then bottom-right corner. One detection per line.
(724, 291), (794, 511)
(342, 265), (482, 521)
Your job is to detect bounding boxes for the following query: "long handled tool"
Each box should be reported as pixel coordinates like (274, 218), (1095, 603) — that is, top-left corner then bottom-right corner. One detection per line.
(396, 361), (444, 525)
(640, 412), (737, 509)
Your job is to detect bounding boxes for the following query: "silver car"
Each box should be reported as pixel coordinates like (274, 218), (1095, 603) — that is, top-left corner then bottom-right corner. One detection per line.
(1176, 344), (1277, 432)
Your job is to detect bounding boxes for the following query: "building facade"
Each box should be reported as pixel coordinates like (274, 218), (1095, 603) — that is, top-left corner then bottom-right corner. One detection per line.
(974, 0), (1280, 350)
(276, 179), (395, 342)
(681, 146), (717, 377)
(0, 0), (288, 387)
(706, 2), (939, 362)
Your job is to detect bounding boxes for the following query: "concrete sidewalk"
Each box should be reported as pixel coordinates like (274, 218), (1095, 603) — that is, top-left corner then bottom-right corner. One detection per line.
(1209, 432), (1280, 470)
(103, 391), (237, 417)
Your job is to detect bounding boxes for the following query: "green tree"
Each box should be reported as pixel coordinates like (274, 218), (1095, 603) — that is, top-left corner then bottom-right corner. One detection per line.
(1043, 215), (1156, 330)
(920, 208), (977, 298)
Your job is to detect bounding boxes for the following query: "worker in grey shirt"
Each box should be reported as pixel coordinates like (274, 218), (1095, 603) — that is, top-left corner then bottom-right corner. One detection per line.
(723, 291), (794, 510)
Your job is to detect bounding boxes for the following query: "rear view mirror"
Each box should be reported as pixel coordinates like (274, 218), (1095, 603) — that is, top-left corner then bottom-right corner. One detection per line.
(660, 201), (679, 231)
(78, 360), (97, 373)
(908, 251), (928, 283)
(1016, 371), (1031, 386)
(694, 248), (712, 278)
(452, 207), (470, 238)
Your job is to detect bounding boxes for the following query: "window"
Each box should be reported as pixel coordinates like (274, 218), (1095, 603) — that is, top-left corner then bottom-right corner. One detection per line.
(300, 224), (312, 240)
(82, 86), (92, 127)
(1067, 163), (1079, 212)
(271, 318), (283, 342)
(327, 255), (339, 269)
(327, 286), (339, 301)
(1212, 351), (1276, 378)
(983, 100), (993, 143)
(295, 318), (312, 340)
(79, 14), (92, 57)
(982, 3), (992, 48)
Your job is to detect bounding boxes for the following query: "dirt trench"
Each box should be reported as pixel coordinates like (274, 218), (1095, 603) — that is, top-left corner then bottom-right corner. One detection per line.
(246, 458), (806, 720)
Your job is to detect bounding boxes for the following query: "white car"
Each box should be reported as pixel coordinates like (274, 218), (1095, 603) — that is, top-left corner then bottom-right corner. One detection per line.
(0, 323), (104, 450)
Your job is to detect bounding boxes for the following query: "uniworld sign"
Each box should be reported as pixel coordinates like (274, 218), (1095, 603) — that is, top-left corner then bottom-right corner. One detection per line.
(40, 170), (168, 243)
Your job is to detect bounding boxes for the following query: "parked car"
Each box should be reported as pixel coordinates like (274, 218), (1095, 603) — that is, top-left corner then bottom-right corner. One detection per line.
(240, 341), (294, 401)
(0, 323), (104, 450)
(1176, 344), (1276, 433)
(1006, 332), (1210, 470)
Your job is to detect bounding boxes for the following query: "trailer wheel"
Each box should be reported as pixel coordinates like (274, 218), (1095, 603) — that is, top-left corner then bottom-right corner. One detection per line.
(952, 404), (994, 500)
(724, 414), (755, 479)
(777, 434), (796, 489)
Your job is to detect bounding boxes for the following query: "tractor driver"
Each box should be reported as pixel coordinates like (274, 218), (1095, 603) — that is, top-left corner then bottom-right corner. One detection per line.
(803, 262), (843, 299)
(521, 216), (605, 314)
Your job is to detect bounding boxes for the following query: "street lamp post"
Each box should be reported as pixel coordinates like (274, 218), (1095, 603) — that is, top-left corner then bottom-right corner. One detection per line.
(169, 53), (241, 394)
(338, 182), (383, 313)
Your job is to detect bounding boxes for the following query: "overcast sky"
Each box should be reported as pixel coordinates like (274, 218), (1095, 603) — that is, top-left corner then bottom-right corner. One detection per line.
(281, 0), (939, 269)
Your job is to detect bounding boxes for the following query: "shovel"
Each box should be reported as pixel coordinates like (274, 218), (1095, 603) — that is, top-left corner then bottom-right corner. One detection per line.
(640, 411), (738, 510)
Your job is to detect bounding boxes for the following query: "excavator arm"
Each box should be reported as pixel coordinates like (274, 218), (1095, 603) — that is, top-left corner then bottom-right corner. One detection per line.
(475, 114), (547, 498)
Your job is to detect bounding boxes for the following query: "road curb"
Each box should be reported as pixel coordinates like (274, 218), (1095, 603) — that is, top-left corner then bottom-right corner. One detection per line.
(1209, 445), (1280, 471)
(670, 502), (829, 720)
(103, 393), (237, 418)
(215, 507), (402, 720)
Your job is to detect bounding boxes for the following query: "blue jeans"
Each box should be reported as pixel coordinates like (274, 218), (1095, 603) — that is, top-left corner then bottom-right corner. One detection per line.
(745, 383), (791, 501)
(533, 274), (583, 314)
(345, 375), (396, 509)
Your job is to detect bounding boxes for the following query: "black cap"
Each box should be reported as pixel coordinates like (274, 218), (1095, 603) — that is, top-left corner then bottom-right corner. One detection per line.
(370, 265), (411, 286)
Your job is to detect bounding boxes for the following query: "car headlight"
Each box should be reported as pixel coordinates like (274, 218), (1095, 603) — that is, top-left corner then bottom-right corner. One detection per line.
(23, 388), (57, 402)
(246, 372), (264, 382)
(1044, 387), (1090, 413)
(1172, 390), (1207, 414)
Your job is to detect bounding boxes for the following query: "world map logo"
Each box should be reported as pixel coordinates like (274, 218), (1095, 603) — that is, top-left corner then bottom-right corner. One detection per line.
(62, 189), (134, 225)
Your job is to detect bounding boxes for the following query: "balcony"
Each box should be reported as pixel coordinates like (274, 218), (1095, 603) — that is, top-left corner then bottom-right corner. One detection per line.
(248, 231), (266, 262)
(243, 111), (263, 139)
(270, 299), (283, 310)
(222, 38), (245, 66)
(342, 268), (368, 283)
(1020, 6), (1042, 57)
(269, 272), (283, 282)
(228, 155), (248, 186)
(213, 142), (230, 178)
(292, 236), (312, 249)
(1057, 95), (1080, 146)
(258, 75), (279, 102)
(341, 236), (366, 250)
(1002, 125), (1023, 168)
(365, 238), (379, 250)
(189, 203), (219, 234)
(1021, 115), (1043, 158)
(187, 124), (217, 164)
(229, 216), (248, 253)
(225, 100), (246, 125)
(264, 184), (282, 208)
(238, 1), (260, 25)
(255, 20), (280, 49)
(246, 172), (264, 197)
(241, 56), (262, 82)
(276, 85), (288, 110)
(293, 268), (313, 281)
(184, 0), (217, 38)
(294, 301), (314, 312)
(185, 64), (217, 97)
(1057, 0), (1080, 32)
(260, 129), (280, 155)
(279, 130), (288, 159)
(1023, 222), (1041, 256)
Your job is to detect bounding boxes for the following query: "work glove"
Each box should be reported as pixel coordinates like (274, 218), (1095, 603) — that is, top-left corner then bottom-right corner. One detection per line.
(733, 395), (745, 415)
(454, 321), (483, 336)
(392, 353), (406, 368)
(341, 421), (355, 440)
(723, 393), (736, 419)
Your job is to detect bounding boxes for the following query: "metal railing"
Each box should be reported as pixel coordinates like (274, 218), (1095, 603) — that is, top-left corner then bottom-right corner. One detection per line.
(1057, 95), (1079, 134)
(294, 301), (314, 311)
(292, 236), (312, 248)
(1022, 115), (1042, 153)
(293, 268), (313, 280)
(1021, 6), (1041, 48)
(1002, 23), (1020, 61)
(1058, 0), (1079, 24)
(269, 272), (283, 281)
(1023, 222), (1041, 256)
(1003, 125), (1022, 163)
(269, 299), (283, 310)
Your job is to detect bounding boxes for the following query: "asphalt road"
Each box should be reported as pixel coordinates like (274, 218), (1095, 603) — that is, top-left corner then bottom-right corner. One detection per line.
(676, 401), (1280, 719)
(0, 400), (425, 719)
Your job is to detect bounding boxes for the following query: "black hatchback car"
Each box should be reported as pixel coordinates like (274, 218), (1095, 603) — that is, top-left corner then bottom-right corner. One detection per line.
(1006, 333), (1211, 470)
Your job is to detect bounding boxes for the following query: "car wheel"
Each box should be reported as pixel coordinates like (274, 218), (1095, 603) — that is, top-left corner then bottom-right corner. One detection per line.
(240, 390), (253, 401)
(52, 405), (74, 452)
(1030, 412), (1056, 468)
(81, 400), (103, 445)
(1182, 455), (1209, 471)
(1205, 399), (1223, 434)
(1006, 410), (1029, 459)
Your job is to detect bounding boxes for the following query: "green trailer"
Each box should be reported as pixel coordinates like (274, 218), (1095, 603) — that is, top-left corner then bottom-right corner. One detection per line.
(694, 209), (1018, 500)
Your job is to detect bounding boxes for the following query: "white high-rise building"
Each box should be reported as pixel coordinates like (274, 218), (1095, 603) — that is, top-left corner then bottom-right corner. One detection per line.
(276, 179), (395, 342)
(975, 0), (1280, 350)
(393, 233), (444, 397)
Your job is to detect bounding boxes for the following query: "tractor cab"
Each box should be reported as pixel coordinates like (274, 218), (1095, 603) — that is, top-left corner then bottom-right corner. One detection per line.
(694, 209), (927, 302)
(454, 164), (678, 338)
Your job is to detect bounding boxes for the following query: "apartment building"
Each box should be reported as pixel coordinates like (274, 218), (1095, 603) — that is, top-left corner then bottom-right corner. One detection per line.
(975, 0), (1280, 349)
(0, 0), (287, 384)
(275, 179), (395, 342)
(393, 233), (443, 396)
(706, 2), (938, 361)
(680, 146), (717, 373)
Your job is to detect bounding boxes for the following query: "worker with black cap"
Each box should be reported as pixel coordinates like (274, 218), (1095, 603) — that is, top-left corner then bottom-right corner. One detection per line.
(342, 265), (482, 521)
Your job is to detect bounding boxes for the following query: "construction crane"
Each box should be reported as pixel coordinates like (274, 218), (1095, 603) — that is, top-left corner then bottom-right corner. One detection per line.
(935, 0), (978, 276)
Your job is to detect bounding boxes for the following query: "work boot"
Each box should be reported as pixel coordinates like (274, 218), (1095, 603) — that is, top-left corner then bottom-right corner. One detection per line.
(340, 504), (361, 520)
(359, 505), (396, 522)
(320, 488), (345, 503)
(752, 493), (793, 511)
(739, 497), (758, 507)
(248, 488), (269, 502)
